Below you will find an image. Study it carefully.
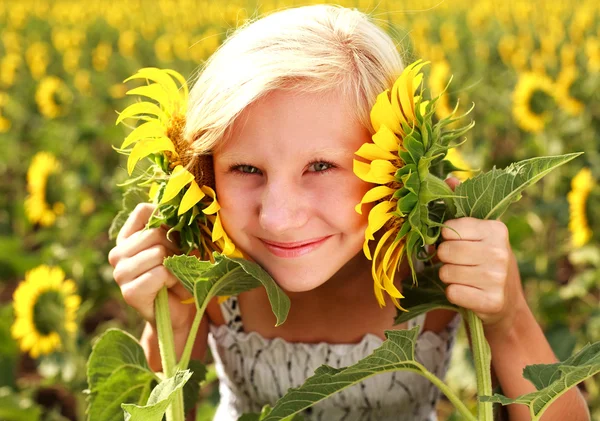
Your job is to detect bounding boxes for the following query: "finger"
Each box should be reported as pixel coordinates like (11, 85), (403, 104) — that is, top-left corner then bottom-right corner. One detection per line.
(120, 265), (181, 322)
(436, 241), (484, 266)
(117, 203), (156, 245)
(111, 227), (180, 265)
(439, 264), (485, 289)
(441, 217), (487, 242)
(445, 176), (461, 191)
(113, 245), (175, 286)
(445, 283), (505, 315)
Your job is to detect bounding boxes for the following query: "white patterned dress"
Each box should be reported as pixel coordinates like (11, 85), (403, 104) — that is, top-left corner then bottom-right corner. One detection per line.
(207, 295), (461, 421)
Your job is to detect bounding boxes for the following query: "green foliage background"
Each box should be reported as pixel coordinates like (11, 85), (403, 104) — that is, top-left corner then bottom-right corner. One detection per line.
(0, 0), (598, 420)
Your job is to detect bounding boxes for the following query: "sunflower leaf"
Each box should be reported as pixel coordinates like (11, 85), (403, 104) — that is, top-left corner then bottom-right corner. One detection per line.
(86, 329), (159, 421)
(257, 327), (445, 421)
(480, 341), (600, 421)
(109, 187), (150, 241)
(453, 153), (583, 220)
(121, 370), (192, 421)
(163, 254), (290, 326)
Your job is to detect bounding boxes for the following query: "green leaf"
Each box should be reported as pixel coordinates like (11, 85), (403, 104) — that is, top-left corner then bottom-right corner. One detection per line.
(86, 329), (159, 421)
(260, 327), (436, 421)
(122, 370), (192, 421)
(453, 153), (582, 220)
(182, 360), (207, 416)
(164, 254), (290, 326)
(238, 405), (305, 421)
(109, 187), (148, 240)
(480, 341), (600, 420)
(393, 263), (459, 325)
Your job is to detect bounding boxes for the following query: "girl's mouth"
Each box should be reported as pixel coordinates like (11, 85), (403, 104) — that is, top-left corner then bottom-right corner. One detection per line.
(260, 235), (332, 258)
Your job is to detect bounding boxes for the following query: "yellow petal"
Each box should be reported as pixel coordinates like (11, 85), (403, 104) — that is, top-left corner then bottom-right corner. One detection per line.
(370, 90), (402, 135)
(121, 120), (166, 149)
(126, 84), (170, 109)
(366, 201), (395, 239)
(355, 143), (397, 161)
(353, 160), (396, 184)
(128, 136), (176, 175)
(211, 212), (224, 242)
(124, 67), (180, 101)
(373, 281), (386, 307)
(161, 165), (194, 203)
(178, 180), (205, 215)
(201, 186), (221, 215)
(381, 241), (404, 299)
(116, 101), (168, 125)
(371, 228), (395, 288)
(372, 124), (400, 153)
(355, 186), (395, 214)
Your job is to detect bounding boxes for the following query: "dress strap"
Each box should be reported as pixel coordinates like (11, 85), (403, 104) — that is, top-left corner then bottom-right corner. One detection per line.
(219, 295), (244, 333)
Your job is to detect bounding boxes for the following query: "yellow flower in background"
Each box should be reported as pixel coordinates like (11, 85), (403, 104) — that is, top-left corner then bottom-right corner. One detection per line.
(35, 76), (73, 119)
(25, 42), (49, 80)
(568, 168), (593, 247)
(0, 92), (10, 133)
(117, 67), (240, 260)
(118, 30), (137, 58)
(1, 53), (21, 87)
(11, 265), (81, 359)
(92, 41), (112, 72)
(512, 72), (555, 133)
(429, 60), (453, 119)
(24, 152), (65, 227)
(74, 70), (92, 96)
(445, 148), (473, 181)
(555, 66), (584, 116)
(585, 37), (600, 73)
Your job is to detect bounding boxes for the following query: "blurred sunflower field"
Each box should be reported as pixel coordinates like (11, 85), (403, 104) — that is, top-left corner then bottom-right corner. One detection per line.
(1, 0), (599, 420)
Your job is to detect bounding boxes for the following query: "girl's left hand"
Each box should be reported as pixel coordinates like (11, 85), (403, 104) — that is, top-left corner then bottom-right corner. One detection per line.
(436, 179), (527, 333)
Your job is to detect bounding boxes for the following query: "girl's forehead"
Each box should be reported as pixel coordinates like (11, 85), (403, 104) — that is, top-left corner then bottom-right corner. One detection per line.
(216, 89), (370, 154)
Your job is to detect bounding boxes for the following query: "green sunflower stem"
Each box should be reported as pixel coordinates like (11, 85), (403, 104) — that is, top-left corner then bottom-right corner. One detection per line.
(155, 287), (185, 421)
(176, 299), (207, 372)
(465, 309), (494, 421)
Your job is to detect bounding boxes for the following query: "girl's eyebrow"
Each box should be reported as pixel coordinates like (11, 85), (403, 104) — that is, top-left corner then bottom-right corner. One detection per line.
(217, 147), (355, 161)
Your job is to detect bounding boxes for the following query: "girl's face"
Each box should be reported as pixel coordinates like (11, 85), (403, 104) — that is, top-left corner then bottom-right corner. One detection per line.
(213, 88), (373, 293)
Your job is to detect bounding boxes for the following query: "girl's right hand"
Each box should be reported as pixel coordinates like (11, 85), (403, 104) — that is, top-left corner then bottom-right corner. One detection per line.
(108, 203), (196, 333)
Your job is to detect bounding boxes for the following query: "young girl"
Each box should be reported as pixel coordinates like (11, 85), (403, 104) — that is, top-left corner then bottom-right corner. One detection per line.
(108, 5), (590, 421)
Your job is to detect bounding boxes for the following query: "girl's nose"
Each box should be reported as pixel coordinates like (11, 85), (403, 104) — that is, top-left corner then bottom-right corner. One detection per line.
(258, 180), (308, 236)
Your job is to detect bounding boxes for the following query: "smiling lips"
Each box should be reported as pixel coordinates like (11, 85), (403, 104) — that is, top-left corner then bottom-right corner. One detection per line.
(260, 236), (332, 258)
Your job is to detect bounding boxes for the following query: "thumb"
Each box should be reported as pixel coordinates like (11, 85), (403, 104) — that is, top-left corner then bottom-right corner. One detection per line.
(445, 176), (461, 192)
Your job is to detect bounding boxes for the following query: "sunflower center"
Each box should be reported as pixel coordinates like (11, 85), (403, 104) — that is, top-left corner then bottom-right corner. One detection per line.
(33, 290), (65, 336)
(45, 172), (63, 208)
(529, 89), (553, 115)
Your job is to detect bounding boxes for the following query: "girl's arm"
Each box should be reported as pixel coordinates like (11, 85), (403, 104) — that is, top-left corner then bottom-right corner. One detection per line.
(484, 253), (590, 421)
(437, 217), (590, 421)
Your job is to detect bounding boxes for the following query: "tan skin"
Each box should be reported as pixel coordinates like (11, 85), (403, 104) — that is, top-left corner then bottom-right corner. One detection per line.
(109, 88), (590, 420)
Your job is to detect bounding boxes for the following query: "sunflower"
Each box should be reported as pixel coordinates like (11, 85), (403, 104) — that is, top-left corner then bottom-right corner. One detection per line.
(567, 168), (593, 247)
(555, 66), (584, 116)
(11, 265), (80, 358)
(24, 152), (66, 227)
(35, 76), (73, 119)
(116, 67), (240, 260)
(354, 60), (473, 309)
(512, 71), (555, 133)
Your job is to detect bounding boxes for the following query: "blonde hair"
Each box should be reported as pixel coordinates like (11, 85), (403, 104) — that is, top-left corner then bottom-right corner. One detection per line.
(184, 4), (405, 154)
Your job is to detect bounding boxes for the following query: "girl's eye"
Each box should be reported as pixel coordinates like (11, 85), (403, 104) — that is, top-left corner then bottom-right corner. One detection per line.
(307, 161), (334, 173)
(232, 164), (261, 175)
